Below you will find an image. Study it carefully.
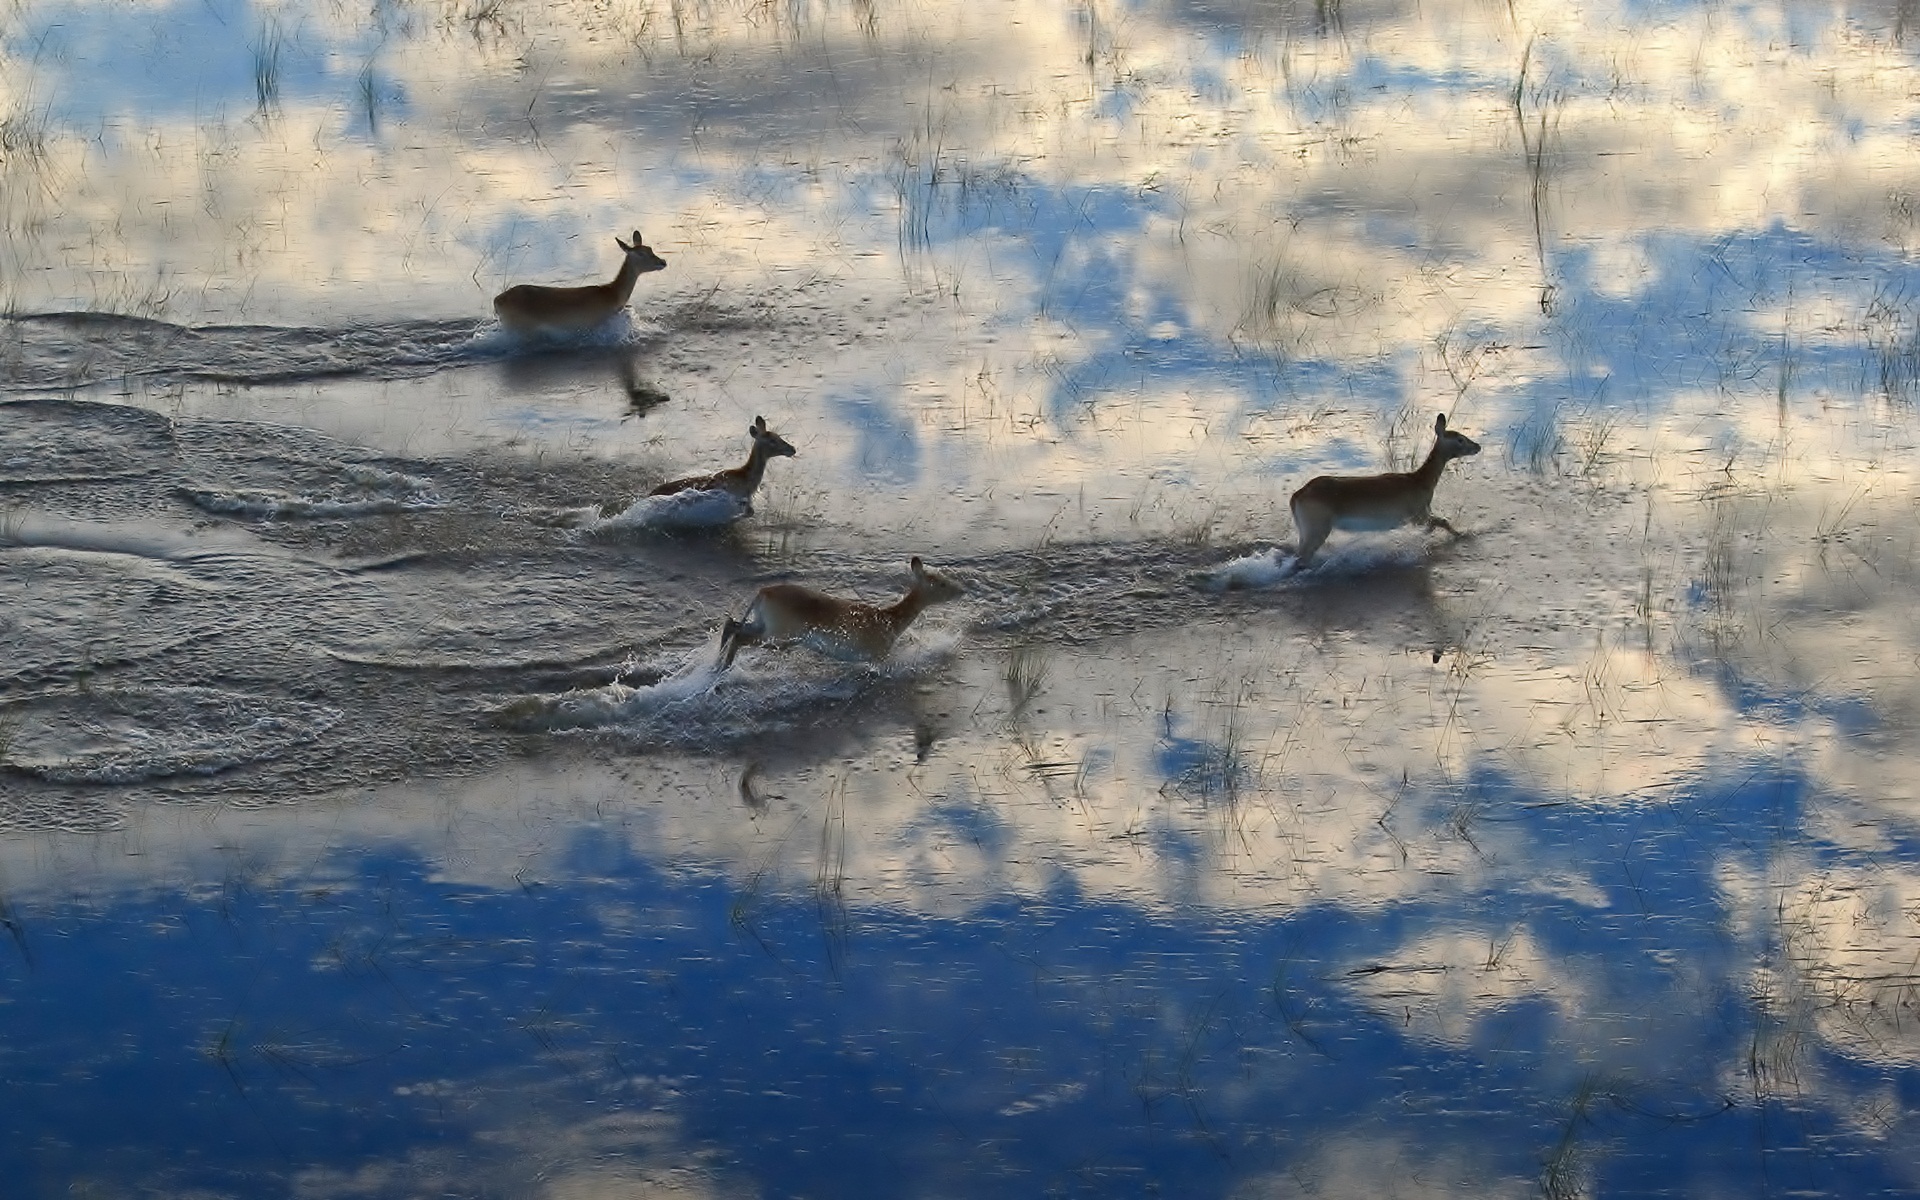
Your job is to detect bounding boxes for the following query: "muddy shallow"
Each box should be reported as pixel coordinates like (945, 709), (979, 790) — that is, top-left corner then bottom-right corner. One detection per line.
(6, 0), (1920, 1195)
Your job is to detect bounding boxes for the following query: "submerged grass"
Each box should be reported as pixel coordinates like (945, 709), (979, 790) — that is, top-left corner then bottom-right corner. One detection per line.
(813, 776), (851, 973)
(0, 91), (50, 168)
(0, 886), (27, 967)
(1570, 402), (1619, 479)
(1161, 679), (1266, 850)
(1512, 35), (1567, 312)
(1864, 285), (1920, 403)
(1508, 404), (1565, 474)
(0, 707), (18, 771)
(1541, 1073), (1601, 1200)
(251, 21), (288, 117)
(1003, 643), (1051, 718)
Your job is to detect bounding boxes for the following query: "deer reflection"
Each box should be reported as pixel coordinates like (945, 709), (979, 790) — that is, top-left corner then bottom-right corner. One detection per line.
(613, 351), (670, 418)
(1284, 555), (1470, 665)
(494, 344), (672, 417)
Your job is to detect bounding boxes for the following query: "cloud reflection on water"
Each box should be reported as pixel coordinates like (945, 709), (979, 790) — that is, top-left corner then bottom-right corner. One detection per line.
(8, 0), (1920, 1194)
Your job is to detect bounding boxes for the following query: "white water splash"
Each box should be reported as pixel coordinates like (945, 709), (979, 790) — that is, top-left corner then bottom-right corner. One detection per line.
(497, 636), (731, 733)
(587, 488), (750, 533)
(1198, 535), (1438, 591)
(500, 622), (965, 742)
(478, 310), (659, 354)
(1200, 548), (1297, 591)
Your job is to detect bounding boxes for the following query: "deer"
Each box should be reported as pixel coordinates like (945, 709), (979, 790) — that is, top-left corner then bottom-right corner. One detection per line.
(718, 556), (966, 668)
(650, 416), (796, 514)
(1288, 413), (1482, 567)
(492, 230), (667, 335)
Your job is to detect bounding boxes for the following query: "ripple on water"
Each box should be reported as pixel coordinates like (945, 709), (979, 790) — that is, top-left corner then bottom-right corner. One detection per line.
(0, 312), (495, 390)
(0, 549), (234, 689)
(2, 686), (344, 784)
(0, 397), (173, 484)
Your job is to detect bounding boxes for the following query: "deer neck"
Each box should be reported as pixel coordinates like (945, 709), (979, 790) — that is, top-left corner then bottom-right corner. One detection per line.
(882, 586), (931, 635)
(1411, 443), (1454, 495)
(735, 444), (773, 492)
(608, 253), (644, 303)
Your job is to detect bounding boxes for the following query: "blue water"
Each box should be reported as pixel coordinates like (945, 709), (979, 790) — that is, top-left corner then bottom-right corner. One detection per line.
(1, 763), (1910, 1196)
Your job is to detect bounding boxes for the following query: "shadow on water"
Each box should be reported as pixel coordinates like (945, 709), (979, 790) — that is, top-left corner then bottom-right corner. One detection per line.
(491, 341), (674, 417)
(1259, 553), (1470, 662)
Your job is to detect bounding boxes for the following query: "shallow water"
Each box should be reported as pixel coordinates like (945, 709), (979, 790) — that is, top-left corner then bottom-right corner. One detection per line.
(7, 0), (1920, 1194)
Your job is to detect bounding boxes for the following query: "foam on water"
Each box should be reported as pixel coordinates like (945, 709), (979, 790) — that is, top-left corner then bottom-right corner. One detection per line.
(585, 488), (751, 533)
(499, 623), (965, 745)
(1198, 535), (1440, 591)
(478, 311), (658, 355)
(510, 656), (725, 732)
(886, 623), (966, 668)
(498, 637), (732, 733)
(1200, 547), (1298, 591)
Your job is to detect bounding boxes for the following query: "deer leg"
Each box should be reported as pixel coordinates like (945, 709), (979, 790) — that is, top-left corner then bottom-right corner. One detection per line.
(1291, 507), (1331, 567)
(720, 616), (767, 669)
(720, 596), (775, 668)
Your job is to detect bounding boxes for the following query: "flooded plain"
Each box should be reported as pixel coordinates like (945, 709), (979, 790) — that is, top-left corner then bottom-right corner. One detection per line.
(6, 0), (1920, 1194)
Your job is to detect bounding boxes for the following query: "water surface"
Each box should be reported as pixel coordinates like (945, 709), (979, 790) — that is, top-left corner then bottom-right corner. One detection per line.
(6, 0), (1920, 1194)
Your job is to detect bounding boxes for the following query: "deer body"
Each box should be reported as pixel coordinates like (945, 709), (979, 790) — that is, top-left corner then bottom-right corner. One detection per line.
(719, 557), (965, 668)
(493, 231), (666, 335)
(1289, 413), (1482, 567)
(651, 416), (795, 513)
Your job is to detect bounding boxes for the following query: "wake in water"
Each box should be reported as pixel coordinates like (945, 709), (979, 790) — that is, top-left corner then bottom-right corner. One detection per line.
(498, 642), (728, 733)
(4, 686), (344, 784)
(0, 309), (668, 393)
(497, 626), (963, 747)
(472, 310), (662, 355)
(0, 282), (802, 399)
(180, 464), (440, 521)
(0, 312), (491, 390)
(1197, 535), (1443, 591)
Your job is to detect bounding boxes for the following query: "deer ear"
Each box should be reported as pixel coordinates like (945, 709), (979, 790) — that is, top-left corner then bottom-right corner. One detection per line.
(910, 556), (925, 577)
(1435, 413), (1448, 434)
(632, 230), (645, 246)
(754, 415), (767, 432)
(616, 236), (632, 252)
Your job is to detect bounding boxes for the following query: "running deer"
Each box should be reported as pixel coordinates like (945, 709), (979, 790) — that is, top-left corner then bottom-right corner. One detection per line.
(492, 231), (667, 335)
(651, 416), (796, 513)
(1288, 413), (1482, 567)
(718, 557), (965, 668)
